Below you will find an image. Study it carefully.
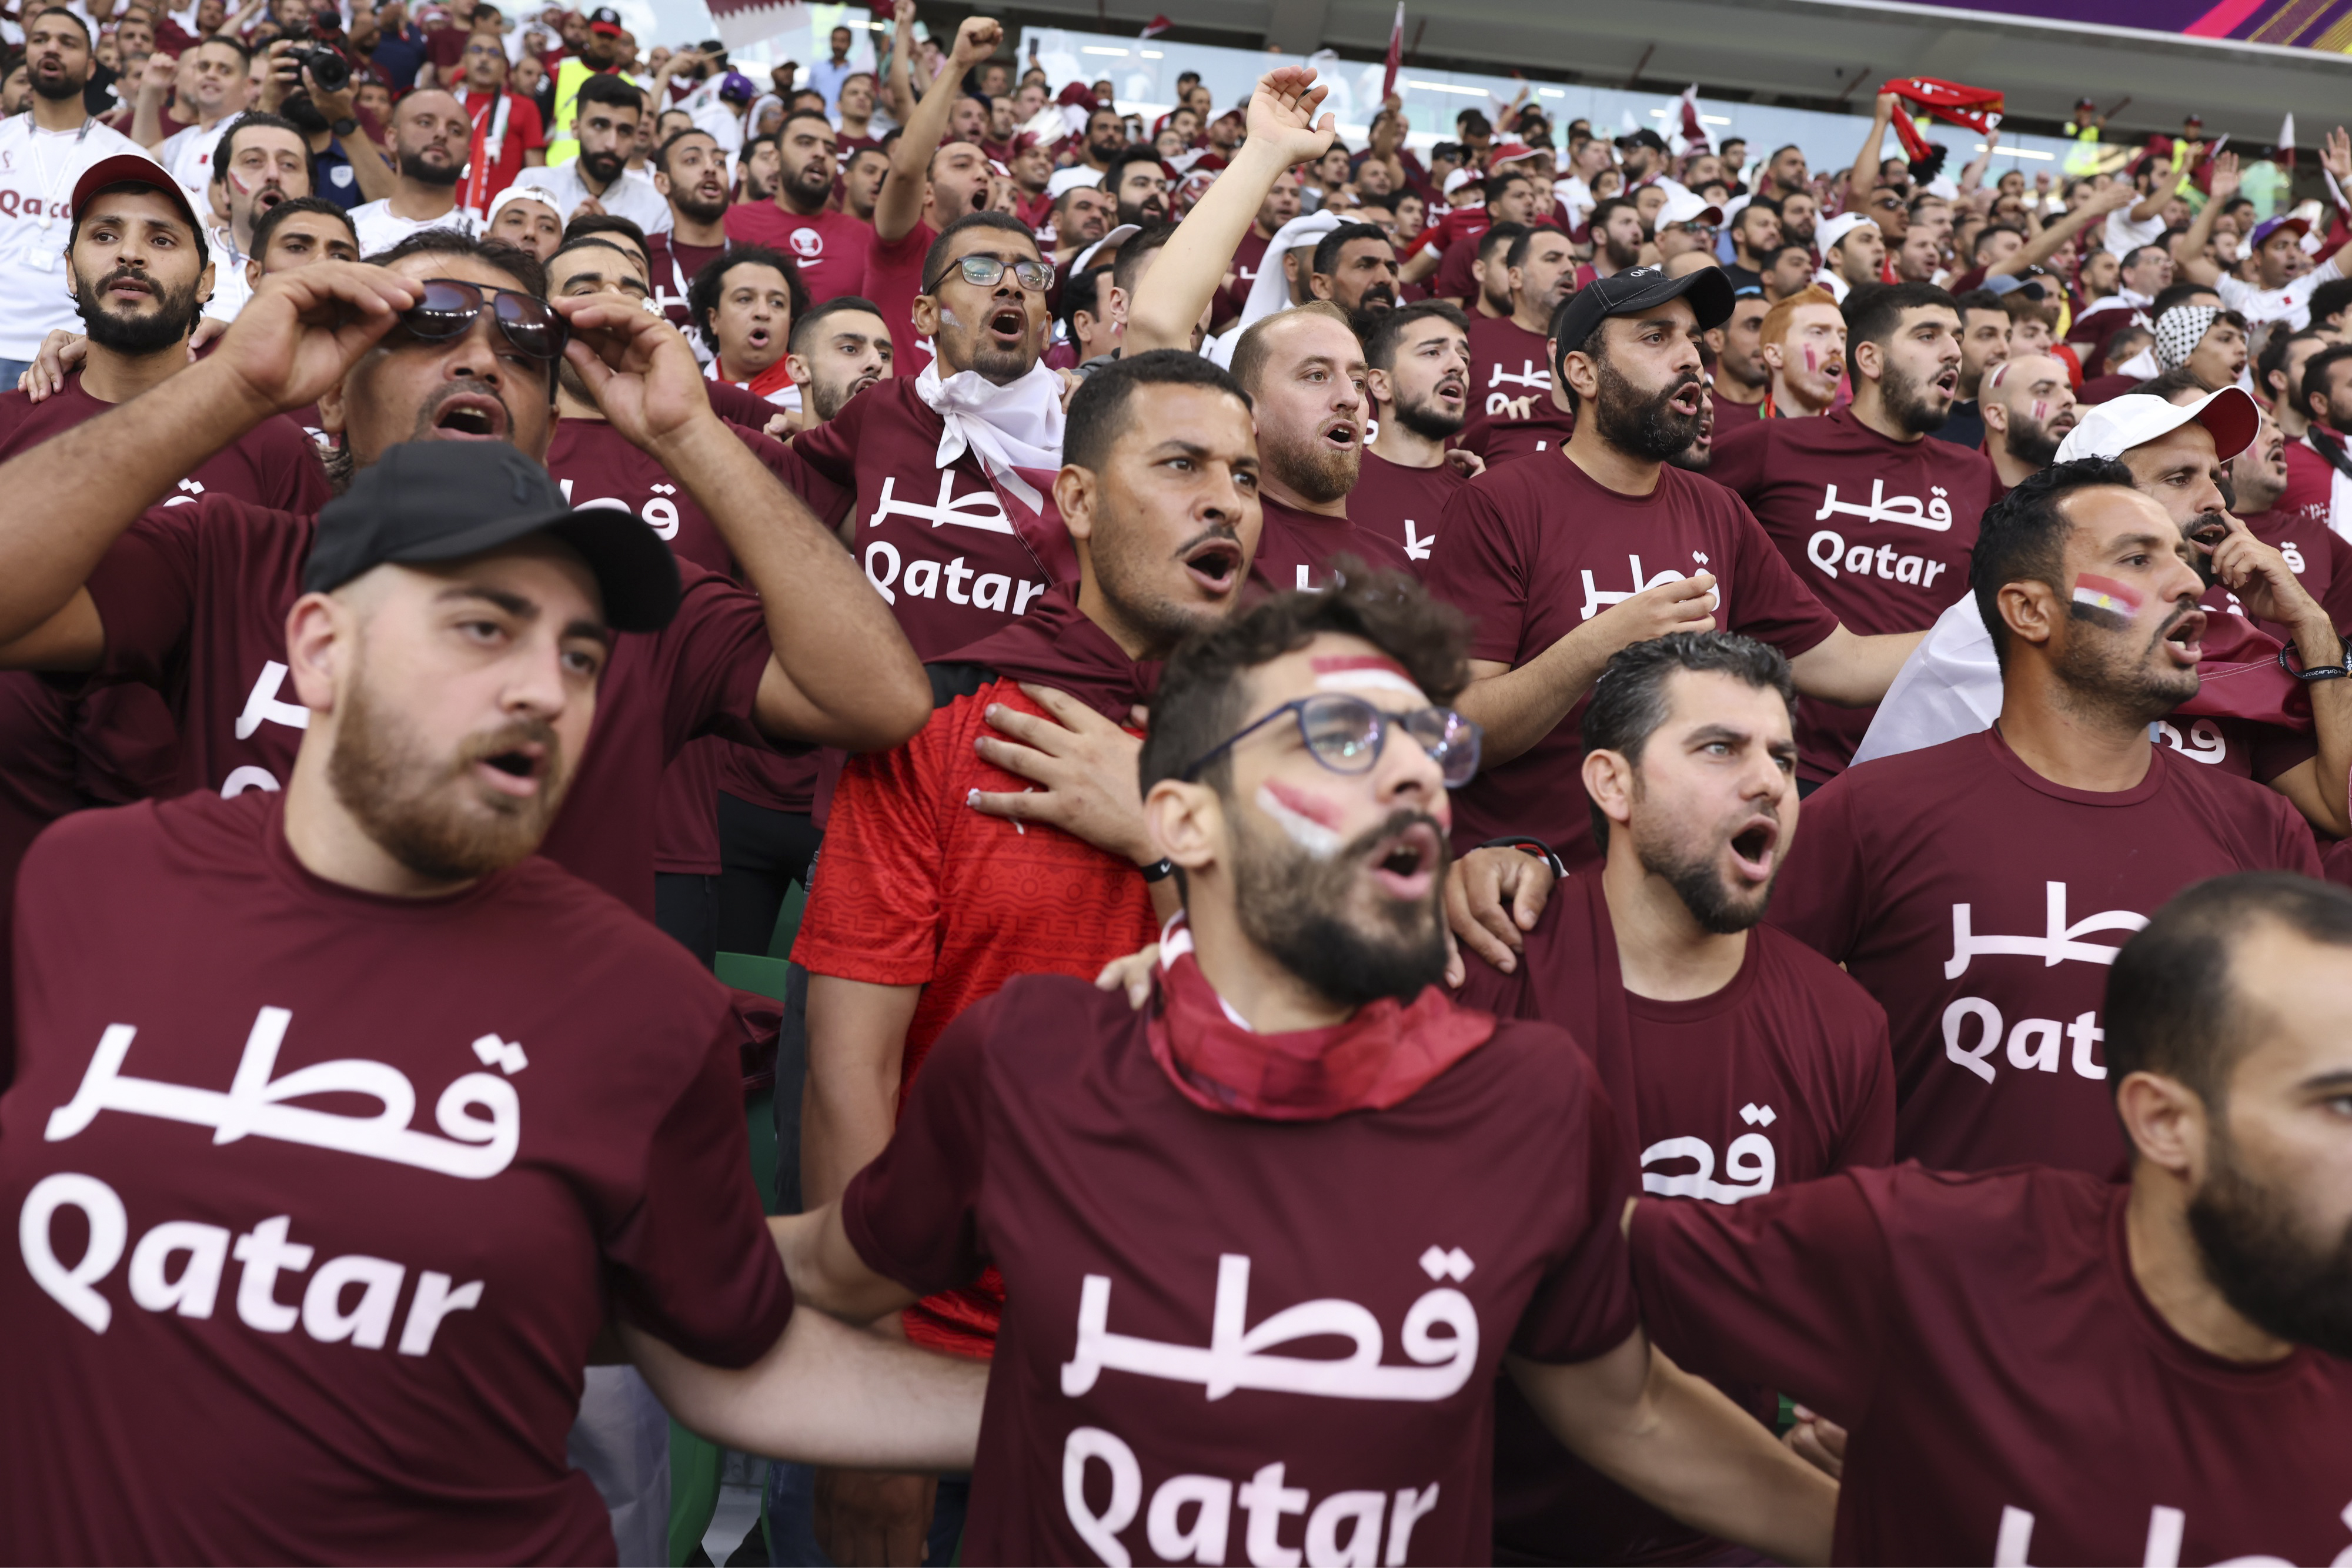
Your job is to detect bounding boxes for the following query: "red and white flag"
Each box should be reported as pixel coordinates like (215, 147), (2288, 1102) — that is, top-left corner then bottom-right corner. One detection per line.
(1669, 84), (1713, 155)
(1140, 14), (1171, 36)
(1381, 1), (1404, 105)
(2275, 112), (2297, 169)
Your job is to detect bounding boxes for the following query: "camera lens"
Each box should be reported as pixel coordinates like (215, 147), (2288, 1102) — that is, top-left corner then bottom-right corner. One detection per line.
(303, 45), (350, 92)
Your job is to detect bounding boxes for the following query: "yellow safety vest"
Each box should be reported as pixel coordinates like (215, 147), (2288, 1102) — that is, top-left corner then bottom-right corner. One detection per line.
(544, 59), (637, 168)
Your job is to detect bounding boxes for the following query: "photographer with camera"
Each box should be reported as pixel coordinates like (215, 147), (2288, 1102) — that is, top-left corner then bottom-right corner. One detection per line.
(253, 17), (394, 209)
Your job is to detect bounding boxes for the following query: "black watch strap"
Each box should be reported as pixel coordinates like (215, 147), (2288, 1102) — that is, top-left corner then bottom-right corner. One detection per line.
(331, 115), (359, 136)
(1478, 835), (1566, 878)
(2278, 641), (2352, 683)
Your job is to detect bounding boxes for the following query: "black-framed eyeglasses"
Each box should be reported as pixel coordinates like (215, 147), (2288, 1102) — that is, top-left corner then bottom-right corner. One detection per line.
(922, 254), (1054, 295)
(1180, 693), (1482, 788)
(399, 278), (570, 362)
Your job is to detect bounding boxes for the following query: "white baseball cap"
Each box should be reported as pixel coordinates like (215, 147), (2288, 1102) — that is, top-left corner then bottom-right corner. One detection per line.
(2054, 388), (2260, 466)
(1658, 187), (1723, 228)
(1070, 222), (1141, 276)
(1816, 210), (1880, 253)
(1442, 166), (1476, 196)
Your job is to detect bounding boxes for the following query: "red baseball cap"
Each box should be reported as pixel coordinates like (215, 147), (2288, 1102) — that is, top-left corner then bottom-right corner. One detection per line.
(70, 153), (208, 258)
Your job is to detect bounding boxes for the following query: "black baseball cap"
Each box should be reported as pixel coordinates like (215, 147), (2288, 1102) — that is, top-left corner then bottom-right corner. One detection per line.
(304, 442), (681, 631)
(1614, 128), (1669, 155)
(1551, 264), (1735, 357)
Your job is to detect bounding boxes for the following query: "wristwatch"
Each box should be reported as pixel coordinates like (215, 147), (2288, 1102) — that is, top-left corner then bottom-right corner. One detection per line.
(330, 115), (359, 137)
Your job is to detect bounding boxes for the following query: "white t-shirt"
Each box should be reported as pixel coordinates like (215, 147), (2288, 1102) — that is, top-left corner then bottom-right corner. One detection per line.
(0, 115), (149, 359)
(510, 162), (672, 236)
(2103, 205), (2167, 259)
(349, 199), (479, 256)
(157, 118), (230, 209)
(2217, 255), (2345, 334)
(201, 224), (252, 324)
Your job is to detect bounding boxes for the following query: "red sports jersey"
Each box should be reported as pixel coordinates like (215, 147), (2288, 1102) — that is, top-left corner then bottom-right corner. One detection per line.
(1348, 450), (1460, 571)
(1632, 1164), (2352, 1567)
(720, 202), (871, 304)
(1768, 727), (2320, 1176)
(858, 219), (936, 377)
(843, 973), (1641, 1566)
(791, 589), (1162, 1354)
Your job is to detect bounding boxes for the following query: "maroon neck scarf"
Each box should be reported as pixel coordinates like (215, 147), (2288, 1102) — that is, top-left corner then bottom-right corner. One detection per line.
(2180, 606), (2312, 732)
(1144, 915), (1495, 1121)
(937, 584), (1160, 723)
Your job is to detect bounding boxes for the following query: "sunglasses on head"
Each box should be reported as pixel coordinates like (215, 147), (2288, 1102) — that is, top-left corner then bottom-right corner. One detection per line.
(399, 278), (570, 362)
(923, 253), (1054, 295)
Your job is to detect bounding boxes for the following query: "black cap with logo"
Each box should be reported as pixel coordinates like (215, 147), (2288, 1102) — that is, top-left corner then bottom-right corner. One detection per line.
(1549, 263), (1736, 358)
(303, 442), (681, 632)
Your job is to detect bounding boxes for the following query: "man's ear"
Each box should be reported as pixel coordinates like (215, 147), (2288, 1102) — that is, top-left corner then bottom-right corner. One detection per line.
(1983, 398), (2010, 436)
(1851, 335), (1884, 385)
(283, 589), (348, 714)
(1759, 341), (1786, 373)
(1308, 272), (1335, 303)
(911, 291), (940, 339)
(1053, 463), (1097, 546)
(2115, 1068), (2209, 1178)
(1145, 777), (1221, 876)
(1561, 348), (1603, 406)
(1581, 748), (1636, 841)
(1365, 365), (1395, 409)
(1997, 577), (2063, 652)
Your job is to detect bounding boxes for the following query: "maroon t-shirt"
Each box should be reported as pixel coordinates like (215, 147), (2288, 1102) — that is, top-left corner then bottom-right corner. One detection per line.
(1709, 407), (1998, 783)
(720, 202), (870, 304)
(790, 375), (1058, 660)
(1421, 452), (1840, 869)
(647, 232), (730, 341)
(1769, 727), (2320, 1176)
(1452, 402), (1576, 467)
(1631, 1164), (2352, 1567)
(0, 790), (790, 1563)
(842, 974), (1641, 1567)
(2278, 430), (2344, 539)
(1248, 493), (1415, 595)
(1461, 873), (1894, 1565)
(1349, 450), (1461, 573)
(81, 500), (780, 920)
(2176, 584), (2321, 785)
(1220, 226), (1272, 323)
(1710, 394), (1763, 433)
(1465, 315), (1553, 420)
(2243, 503), (2352, 634)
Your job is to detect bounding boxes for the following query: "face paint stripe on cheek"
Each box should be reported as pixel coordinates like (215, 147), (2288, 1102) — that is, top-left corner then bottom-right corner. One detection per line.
(2070, 571), (2146, 629)
(1256, 778), (1344, 859)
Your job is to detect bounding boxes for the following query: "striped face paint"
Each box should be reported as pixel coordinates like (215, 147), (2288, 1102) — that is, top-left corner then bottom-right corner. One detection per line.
(1311, 654), (1422, 700)
(1257, 778), (1345, 859)
(2070, 572), (2145, 630)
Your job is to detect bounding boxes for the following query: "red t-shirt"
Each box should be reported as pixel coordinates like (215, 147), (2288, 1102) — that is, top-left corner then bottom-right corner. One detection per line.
(858, 219), (936, 377)
(1465, 315), (1553, 420)
(1708, 407), (1999, 783)
(1631, 1164), (2352, 1567)
(647, 232), (729, 341)
(457, 88), (546, 206)
(1248, 493), (1415, 595)
(1452, 402), (1576, 467)
(721, 202), (870, 305)
(1461, 872), (1895, 1564)
(793, 599), (1162, 1355)
(842, 974), (1641, 1566)
(81, 500), (780, 919)
(789, 375), (1058, 660)
(0, 790), (789, 1563)
(1349, 450), (1461, 572)
(1421, 452), (1840, 868)
(544, 418), (844, 862)
(1769, 727), (2320, 1176)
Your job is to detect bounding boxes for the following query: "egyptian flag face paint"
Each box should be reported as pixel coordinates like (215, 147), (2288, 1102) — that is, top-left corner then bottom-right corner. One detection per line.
(2070, 571), (2145, 630)
(1256, 777), (1345, 858)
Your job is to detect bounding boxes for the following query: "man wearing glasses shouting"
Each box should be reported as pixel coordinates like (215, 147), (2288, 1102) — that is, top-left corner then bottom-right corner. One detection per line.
(774, 572), (1841, 1567)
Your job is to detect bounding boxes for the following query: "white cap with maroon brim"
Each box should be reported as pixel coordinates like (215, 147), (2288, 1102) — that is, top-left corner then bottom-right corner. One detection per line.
(2055, 387), (2260, 466)
(1658, 187), (1723, 228)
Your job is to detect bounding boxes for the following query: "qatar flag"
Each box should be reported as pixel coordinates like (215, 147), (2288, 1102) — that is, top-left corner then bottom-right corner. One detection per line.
(1141, 14), (1171, 36)
(1381, 1), (1404, 104)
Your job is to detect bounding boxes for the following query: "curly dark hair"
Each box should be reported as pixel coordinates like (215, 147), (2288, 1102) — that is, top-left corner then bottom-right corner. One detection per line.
(1139, 566), (1471, 798)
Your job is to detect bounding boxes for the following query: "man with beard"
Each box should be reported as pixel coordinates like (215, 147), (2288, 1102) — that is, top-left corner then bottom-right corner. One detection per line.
(451, 29), (546, 216)
(784, 296), (893, 424)
(1047, 182), (1114, 267)
(1635, 870), (2352, 1565)
(2175, 135), (2352, 334)
(1712, 282), (1993, 788)
(1773, 458), (2319, 1181)
(539, 235), (847, 966)
(843, 142), (891, 225)
(2279, 342), (2352, 538)
(1708, 286), (1770, 430)
(1933, 287), (2011, 452)
(1468, 223), (1569, 422)
(721, 108), (864, 303)
(1104, 145), (1169, 231)
(1124, 70), (1408, 592)
(1306, 220), (1399, 336)
(544, 0), (627, 167)
(0, 429), (987, 1562)
(1811, 212), (1884, 305)
(1058, 102), (1127, 190)
(1757, 240), (1816, 305)
(197, 110), (311, 321)
(350, 89), (477, 252)
(1215, 165), (1297, 330)
(2228, 406), (2352, 628)
(1404, 166), (1542, 306)
(788, 351), (1265, 1564)
(1460, 631), (1893, 1568)
(1982, 352), (2080, 489)
(777, 573), (1840, 1568)
(1720, 202), (1781, 295)
(645, 126), (727, 350)
(861, 16), (1000, 370)
(1357, 300), (1472, 569)
(0, 8), (150, 382)
(1468, 222), (1528, 322)
(1421, 265), (1924, 872)
(1575, 195), (1645, 289)
(1755, 284), (1845, 418)
(513, 71), (670, 238)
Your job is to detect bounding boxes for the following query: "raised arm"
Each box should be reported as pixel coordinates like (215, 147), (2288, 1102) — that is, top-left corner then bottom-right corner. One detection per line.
(1986, 180), (2133, 280)
(1957, 126), (1996, 195)
(1125, 65), (1334, 355)
(0, 263), (419, 667)
(874, 12), (999, 245)
(2169, 153), (2241, 286)
(1512, 1331), (1837, 1567)
(130, 51), (178, 148)
(1842, 92), (1899, 212)
(555, 291), (930, 751)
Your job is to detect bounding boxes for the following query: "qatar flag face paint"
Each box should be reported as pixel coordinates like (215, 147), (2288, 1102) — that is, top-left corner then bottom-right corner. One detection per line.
(1256, 777), (1345, 859)
(1310, 653), (1423, 701)
(2030, 399), (2050, 424)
